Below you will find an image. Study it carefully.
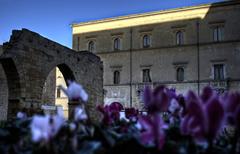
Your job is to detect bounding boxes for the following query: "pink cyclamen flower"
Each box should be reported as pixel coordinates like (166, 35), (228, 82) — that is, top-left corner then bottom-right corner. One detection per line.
(97, 102), (123, 125)
(125, 108), (139, 121)
(59, 81), (88, 102)
(31, 114), (65, 142)
(143, 86), (177, 113)
(235, 106), (240, 129)
(138, 114), (166, 150)
(180, 87), (224, 142)
(222, 92), (240, 128)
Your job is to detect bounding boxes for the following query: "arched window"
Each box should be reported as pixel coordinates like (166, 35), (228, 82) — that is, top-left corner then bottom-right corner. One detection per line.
(88, 41), (95, 52)
(114, 38), (120, 50)
(176, 67), (184, 82)
(176, 31), (184, 45)
(113, 70), (120, 84)
(143, 35), (150, 48)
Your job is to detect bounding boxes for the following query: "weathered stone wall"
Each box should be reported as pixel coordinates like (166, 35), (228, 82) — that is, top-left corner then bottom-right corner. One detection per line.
(42, 68), (56, 104)
(0, 29), (103, 121)
(0, 45), (8, 120)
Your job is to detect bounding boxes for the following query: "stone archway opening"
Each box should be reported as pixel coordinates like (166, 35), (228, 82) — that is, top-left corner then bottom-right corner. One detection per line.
(0, 58), (21, 118)
(42, 64), (75, 119)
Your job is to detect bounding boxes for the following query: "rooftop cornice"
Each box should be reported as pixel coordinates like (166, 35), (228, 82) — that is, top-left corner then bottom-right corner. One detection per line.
(72, 1), (239, 28)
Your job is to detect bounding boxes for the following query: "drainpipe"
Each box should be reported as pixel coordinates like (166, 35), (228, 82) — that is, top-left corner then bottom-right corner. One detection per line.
(197, 20), (200, 95)
(130, 28), (133, 107)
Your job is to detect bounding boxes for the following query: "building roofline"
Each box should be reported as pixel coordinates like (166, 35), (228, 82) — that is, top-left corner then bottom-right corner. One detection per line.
(71, 1), (239, 27)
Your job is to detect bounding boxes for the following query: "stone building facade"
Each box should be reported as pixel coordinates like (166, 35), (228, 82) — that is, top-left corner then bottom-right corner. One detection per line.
(55, 68), (68, 117)
(71, 1), (240, 109)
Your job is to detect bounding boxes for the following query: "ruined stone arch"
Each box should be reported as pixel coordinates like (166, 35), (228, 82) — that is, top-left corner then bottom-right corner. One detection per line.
(0, 29), (103, 120)
(0, 58), (21, 117)
(57, 63), (76, 84)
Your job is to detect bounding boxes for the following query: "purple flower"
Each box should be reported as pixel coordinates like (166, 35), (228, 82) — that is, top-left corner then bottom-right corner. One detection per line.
(180, 87), (224, 142)
(222, 92), (240, 127)
(235, 106), (240, 129)
(143, 86), (176, 113)
(201, 86), (215, 103)
(97, 102), (123, 125)
(180, 95), (205, 140)
(205, 98), (225, 139)
(125, 108), (139, 120)
(109, 102), (124, 112)
(59, 81), (88, 102)
(138, 114), (166, 150)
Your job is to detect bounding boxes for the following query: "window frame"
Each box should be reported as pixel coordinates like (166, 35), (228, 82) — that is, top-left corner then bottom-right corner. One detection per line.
(213, 26), (224, 42)
(88, 41), (95, 52)
(57, 87), (61, 98)
(213, 64), (225, 80)
(176, 31), (184, 45)
(176, 67), (184, 82)
(142, 68), (152, 83)
(142, 35), (151, 48)
(113, 70), (120, 84)
(113, 38), (121, 51)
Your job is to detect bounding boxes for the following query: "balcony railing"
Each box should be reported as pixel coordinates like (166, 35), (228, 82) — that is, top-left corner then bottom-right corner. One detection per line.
(209, 80), (229, 94)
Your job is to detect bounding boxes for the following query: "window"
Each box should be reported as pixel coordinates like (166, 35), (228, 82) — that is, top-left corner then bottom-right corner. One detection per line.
(142, 69), (151, 82)
(213, 26), (224, 42)
(176, 67), (184, 82)
(214, 64), (224, 80)
(113, 70), (120, 84)
(114, 38), (120, 50)
(176, 31), (184, 45)
(88, 41), (95, 52)
(143, 35), (150, 48)
(57, 88), (61, 98)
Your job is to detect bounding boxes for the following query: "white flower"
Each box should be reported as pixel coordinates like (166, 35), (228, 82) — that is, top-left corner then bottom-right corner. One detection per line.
(16, 112), (27, 119)
(31, 114), (64, 142)
(59, 81), (88, 102)
(74, 107), (88, 121)
(135, 122), (142, 130)
(120, 111), (127, 120)
(69, 122), (77, 131)
(31, 115), (50, 142)
(56, 106), (65, 118)
(168, 98), (180, 113)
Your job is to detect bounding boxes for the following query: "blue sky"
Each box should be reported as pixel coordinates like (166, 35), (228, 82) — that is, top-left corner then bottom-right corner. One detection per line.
(0, 0), (223, 48)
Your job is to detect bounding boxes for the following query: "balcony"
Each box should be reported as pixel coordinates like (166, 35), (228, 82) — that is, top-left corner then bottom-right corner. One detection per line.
(209, 80), (229, 94)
